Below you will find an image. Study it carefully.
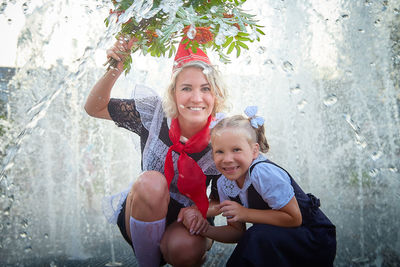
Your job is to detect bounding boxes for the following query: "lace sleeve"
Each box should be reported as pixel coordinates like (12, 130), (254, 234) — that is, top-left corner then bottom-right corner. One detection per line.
(108, 98), (144, 135)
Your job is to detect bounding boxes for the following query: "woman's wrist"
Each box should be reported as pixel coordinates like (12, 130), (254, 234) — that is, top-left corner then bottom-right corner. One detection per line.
(102, 66), (123, 82)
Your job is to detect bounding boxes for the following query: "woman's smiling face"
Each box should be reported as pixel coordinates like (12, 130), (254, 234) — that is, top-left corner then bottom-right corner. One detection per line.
(174, 67), (215, 127)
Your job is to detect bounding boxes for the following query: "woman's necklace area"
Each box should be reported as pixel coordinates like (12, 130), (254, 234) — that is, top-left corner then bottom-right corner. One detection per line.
(180, 136), (188, 143)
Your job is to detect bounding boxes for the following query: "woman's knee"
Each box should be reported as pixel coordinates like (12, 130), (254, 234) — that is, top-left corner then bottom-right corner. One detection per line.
(129, 171), (169, 219)
(132, 171), (168, 202)
(161, 223), (206, 266)
(167, 237), (206, 266)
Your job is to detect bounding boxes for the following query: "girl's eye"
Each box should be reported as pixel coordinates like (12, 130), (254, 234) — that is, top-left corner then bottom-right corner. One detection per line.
(233, 148), (241, 152)
(214, 150), (223, 154)
(202, 87), (211, 92)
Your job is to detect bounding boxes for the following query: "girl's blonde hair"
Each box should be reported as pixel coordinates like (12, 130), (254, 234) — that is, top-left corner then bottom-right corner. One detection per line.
(210, 115), (269, 153)
(162, 61), (229, 118)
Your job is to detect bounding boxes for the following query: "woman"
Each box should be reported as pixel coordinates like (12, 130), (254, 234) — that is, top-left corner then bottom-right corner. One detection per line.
(84, 38), (228, 267)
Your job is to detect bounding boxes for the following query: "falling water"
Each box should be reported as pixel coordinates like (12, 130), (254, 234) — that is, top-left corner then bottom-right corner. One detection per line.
(0, 0), (399, 266)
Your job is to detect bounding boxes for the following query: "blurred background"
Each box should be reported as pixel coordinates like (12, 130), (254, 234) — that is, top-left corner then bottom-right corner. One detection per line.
(1, 0), (399, 266)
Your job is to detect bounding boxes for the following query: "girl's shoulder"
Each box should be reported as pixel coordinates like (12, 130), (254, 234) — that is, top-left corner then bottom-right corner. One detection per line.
(250, 156), (295, 210)
(249, 156), (291, 184)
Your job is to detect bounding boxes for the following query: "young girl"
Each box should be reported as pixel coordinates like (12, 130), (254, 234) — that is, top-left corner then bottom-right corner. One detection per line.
(204, 106), (337, 267)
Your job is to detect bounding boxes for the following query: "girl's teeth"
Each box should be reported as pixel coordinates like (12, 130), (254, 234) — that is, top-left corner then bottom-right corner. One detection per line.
(190, 107), (202, 111)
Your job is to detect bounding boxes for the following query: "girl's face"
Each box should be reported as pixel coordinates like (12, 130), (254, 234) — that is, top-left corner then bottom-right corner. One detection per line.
(211, 128), (259, 188)
(174, 67), (215, 127)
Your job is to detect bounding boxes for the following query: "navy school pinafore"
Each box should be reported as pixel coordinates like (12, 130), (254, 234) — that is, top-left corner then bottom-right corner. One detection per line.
(226, 160), (337, 267)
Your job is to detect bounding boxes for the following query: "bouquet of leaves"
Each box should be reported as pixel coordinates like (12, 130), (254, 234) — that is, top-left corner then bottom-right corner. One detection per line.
(105, 0), (265, 73)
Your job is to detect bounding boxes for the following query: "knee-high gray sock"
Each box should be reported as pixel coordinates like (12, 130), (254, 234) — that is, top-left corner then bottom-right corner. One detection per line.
(130, 216), (166, 267)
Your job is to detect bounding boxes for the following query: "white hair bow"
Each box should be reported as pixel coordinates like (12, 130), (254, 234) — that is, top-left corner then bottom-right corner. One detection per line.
(244, 106), (264, 129)
(210, 113), (226, 129)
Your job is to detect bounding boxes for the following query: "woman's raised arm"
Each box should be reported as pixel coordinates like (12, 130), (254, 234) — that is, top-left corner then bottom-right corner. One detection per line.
(84, 38), (135, 120)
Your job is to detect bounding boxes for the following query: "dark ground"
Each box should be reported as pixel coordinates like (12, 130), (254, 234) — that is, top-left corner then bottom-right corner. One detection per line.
(2, 238), (235, 267)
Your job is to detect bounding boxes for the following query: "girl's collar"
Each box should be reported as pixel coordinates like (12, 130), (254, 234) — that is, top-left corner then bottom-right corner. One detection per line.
(222, 155), (268, 197)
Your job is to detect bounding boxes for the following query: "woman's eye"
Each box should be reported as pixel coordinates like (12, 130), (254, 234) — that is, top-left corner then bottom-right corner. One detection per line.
(214, 150), (223, 154)
(233, 148), (241, 152)
(181, 87), (191, 91)
(202, 87), (211, 91)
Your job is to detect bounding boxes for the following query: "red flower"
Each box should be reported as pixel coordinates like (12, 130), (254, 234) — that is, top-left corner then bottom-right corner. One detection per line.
(223, 13), (234, 18)
(145, 30), (159, 44)
(182, 26), (214, 44)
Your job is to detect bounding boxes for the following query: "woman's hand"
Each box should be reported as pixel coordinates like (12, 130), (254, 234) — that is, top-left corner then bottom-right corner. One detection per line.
(106, 37), (136, 72)
(219, 200), (248, 223)
(177, 206), (209, 235)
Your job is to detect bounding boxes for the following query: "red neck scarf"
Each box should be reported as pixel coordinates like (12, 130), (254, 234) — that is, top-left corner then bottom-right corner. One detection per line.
(164, 116), (212, 218)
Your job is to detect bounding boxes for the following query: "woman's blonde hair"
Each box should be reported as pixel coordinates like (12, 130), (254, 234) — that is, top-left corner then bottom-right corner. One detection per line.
(210, 115), (269, 153)
(162, 61), (229, 118)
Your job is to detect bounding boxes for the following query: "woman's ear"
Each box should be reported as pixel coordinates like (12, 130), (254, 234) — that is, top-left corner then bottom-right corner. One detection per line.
(252, 143), (260, 159)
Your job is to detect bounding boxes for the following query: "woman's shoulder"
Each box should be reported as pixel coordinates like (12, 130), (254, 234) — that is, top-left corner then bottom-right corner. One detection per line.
(132, 84), (167, 130)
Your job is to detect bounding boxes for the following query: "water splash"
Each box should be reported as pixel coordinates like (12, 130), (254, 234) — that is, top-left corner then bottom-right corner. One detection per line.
(290, 84), (302, 95)
(344, 114), (368, 149)
(282, 61), (294, 72)
(323, 94), (337, 106)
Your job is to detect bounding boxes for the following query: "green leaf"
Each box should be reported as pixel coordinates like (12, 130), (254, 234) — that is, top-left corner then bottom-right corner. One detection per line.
(192, 41), (199, 53)
(168, 47), (174, 58)
(236, 40), (248, 49)
(227, 42), (235, 54)
(235, 36), (251, 42)
(223, 36), (233, 48)
(236, 45), (241, 57)
(185, 40), (191, 50)
(237, 32), (250, 37)
(256, 28), (266, 35)
(142, 46), (149, 56)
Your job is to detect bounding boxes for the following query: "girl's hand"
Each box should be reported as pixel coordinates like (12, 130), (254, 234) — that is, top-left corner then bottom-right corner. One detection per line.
(177, 206), (209, 235)
(106, 37), (136, 72)
(219, 200), (247, 223)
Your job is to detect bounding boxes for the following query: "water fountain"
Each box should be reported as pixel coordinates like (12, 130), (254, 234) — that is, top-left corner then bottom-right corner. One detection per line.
(0, 0), (399, 266)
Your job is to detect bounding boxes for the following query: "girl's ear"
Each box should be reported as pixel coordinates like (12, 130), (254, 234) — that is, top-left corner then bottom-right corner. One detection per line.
(252, 143), (260, 159)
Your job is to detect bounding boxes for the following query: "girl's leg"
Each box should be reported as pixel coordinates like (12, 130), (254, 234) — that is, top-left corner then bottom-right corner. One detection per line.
(124, 171), (170, 267)
(160, 221), (208, 267)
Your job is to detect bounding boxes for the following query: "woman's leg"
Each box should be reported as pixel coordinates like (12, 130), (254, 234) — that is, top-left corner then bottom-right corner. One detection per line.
(124, 171), (170, 267)
(125, 170), (170, 224)
(160, 221), (208, 267)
